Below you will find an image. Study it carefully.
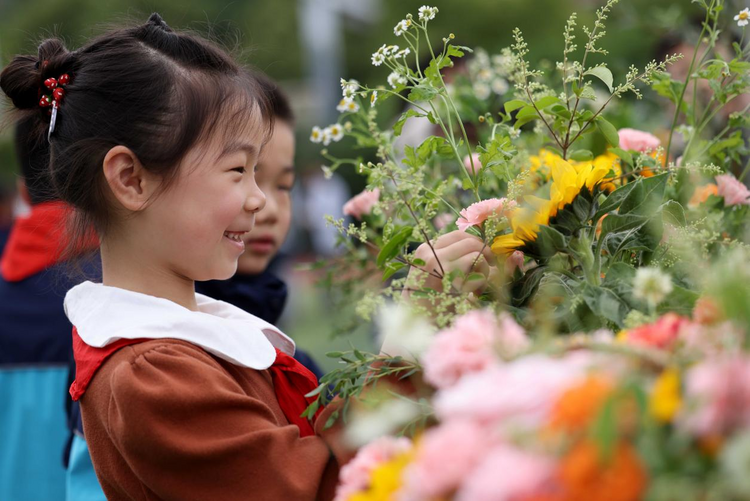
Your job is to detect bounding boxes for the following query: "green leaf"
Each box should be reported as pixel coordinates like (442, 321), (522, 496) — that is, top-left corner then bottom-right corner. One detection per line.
(393, 109), (424, 137)
(569, 149), (594, 161)
(382, 261), (406, 281)
(516, 106), (539, 120)
(407, 85), (439, 102)
(584, 66), (614, 93)
(504, 99), (527, 113)
(534, 95), (561, 109)
(376, 226), (413, 267)
(511, 265), (546, 307)
(535, 225), (570, 256)
(609, 147), (633, 166)
(619, 173), (668, 216)
(729, 59), (750, 74)
(600, 213), (649, 238)
(594, 182), (638, 222)
(595, 116), (620, 148)
(582, 284), (630, 327)
(514, 114), (538, 129)
(661, 200), (686, 227)
(465, 272), (486, 282)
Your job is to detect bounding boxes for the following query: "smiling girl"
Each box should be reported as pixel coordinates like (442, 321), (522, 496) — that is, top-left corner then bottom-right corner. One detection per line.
(1, 13), (492, 501)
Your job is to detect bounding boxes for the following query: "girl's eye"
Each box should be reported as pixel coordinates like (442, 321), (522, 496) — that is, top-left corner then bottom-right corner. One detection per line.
(231, 167), (246, 174)
(279, 185), (294, 192)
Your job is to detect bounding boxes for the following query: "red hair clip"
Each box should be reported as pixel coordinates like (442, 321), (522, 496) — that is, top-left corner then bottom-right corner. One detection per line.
(39, 70), (72, 142)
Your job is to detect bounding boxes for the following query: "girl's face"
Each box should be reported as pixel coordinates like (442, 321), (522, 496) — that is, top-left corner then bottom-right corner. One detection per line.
(236, 121), (295, 275)
(140, 126), (267, 282)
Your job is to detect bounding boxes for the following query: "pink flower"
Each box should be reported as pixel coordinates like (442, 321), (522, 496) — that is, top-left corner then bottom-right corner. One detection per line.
(422, 310), (528, 389)
(455, 445), (556, 501)
(456, 198), (515, 232)
(678, 356), (750, 437)
(343, 188), (380, 220)
(434, 353), (592, 428)
(624, 313), (691, 350)
(334, 436), (412, 501)
(618, 128), (661, 153)
(401, 420), (490, 500)
(463, 153), (482, 175)
(505, 250), (525, 275)
(715, 174), (750, 206)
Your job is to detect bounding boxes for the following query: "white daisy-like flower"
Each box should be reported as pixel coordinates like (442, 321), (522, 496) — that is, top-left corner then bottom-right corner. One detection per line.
(418, 5), (438, 21)
(735, 7), (749, 26)
(346, 99), (360, 113)
(385, 45), (400, 57)
(322, 127), (332, 146)
(370, 90), (379, 107)
(341, 79), (360, 98)
(476, 68), (493, 82)
(393, 19), (411, 36)
(491, 77), (509, 95)
(387, 71), (408, 89)
(473, 81), (491, 100)
(344, 121), (353, 132)
(329, 123), (344, 142)
(310, 126), (323, 143)
(633, 267), (673, 306)
(336, 97), (354, 113)
(395, 48), (411, 58)
(372, 51), (385, 66)
(509, 127), (521, 139)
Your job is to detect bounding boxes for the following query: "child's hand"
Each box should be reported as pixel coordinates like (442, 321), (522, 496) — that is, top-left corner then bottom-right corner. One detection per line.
(403, 230), (495, 299)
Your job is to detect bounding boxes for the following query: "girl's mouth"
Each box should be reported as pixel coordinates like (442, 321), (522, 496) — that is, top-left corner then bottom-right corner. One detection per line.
(223, 231), (247, 251)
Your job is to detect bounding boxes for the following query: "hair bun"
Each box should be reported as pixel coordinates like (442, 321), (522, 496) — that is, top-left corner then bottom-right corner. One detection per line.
(147, 13), (173, 32)
(0, 38), (69, 110)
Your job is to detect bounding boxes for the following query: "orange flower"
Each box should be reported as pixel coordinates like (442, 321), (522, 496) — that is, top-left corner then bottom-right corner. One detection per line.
(689, 183), (719, 208)
(692, 296), (724, 325)
(548, 376), (614, 433)
(559, 441), (647, 501)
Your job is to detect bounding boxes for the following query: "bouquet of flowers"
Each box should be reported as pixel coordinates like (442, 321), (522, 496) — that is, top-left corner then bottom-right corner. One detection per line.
(305, 0), (750, 498)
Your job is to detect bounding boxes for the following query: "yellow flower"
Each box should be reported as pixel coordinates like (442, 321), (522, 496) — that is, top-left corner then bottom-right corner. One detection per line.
(593, 152), (622, 193)
(347, 451), (414, 501)
(649, 367), (682, 423)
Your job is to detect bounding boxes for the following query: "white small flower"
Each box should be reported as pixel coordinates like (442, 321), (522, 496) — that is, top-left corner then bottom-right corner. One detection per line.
(633, 267), (673, 306)
(321, 127), (332, 146)
(387, 71), (408, 88)
(418, 5), (438, 21)
(341, 78), (359, 98)
(393, 19), (411, 36)
(476, 68), (493, 82)
(321, 165), (333, 180)
(385, 45), (400, 57)
(396, 48), (411, 58)
(491, 77), (509, 95)
(509, 127), (521, 139)
(372, 51), (385, 66)
(370, 90), (379, 107)
(473, 81), (491, 100)
(310, 126), (323, 143)
(329, 123), (344, 142)
(735, 7), (749, 27)
(336, 97), (359, 113)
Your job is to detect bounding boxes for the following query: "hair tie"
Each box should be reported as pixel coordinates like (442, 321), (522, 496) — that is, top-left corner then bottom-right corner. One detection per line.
(38, 72), (71, 142)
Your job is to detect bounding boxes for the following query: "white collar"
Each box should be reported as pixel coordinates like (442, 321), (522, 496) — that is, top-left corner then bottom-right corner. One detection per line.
(64, 281), (295, 370)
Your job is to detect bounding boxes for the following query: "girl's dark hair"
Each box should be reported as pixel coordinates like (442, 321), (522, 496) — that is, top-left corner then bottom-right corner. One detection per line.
(254, 72), (294, 124)
(0, 13), (272, 255)
(14, 114), (53, 205)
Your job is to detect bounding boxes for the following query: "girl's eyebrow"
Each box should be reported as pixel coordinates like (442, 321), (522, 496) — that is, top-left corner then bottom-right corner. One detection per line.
(217, 141), (257, 161)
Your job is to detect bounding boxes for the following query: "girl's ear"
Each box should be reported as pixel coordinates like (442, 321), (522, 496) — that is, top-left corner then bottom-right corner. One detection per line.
(102, 146), (159, 211)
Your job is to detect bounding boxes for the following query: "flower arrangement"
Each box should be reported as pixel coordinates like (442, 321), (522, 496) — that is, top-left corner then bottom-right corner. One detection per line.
(304, 0), (750, 498)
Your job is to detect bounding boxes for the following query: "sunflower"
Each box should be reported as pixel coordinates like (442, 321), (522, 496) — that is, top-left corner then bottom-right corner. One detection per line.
(492, 156), (612, 256)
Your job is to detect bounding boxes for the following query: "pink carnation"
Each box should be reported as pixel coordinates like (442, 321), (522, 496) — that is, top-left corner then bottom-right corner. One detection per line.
(463, 153), (483, 175)
(434, 353), (592, 428)
(715, 174), (750, 206)
(334, 436), (412, 501)
(343, 188), (380, 220)
(401, 420), (490, 500)
(678, 356), (750, 437)
(457, 198), (515, 232)
(625, 313), (691, 350)
(618, 128), (661, 153)
(422, 310), (528, 389)
(455, 445), (556, 501)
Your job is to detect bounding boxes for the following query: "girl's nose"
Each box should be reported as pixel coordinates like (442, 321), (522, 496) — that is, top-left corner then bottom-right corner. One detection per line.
(245, 183), (266, 214)
(256, 193), (279, 224)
